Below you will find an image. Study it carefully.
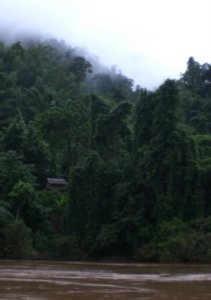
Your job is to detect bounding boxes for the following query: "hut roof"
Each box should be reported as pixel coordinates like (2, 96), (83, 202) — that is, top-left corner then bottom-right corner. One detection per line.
(47, 178), (67, 186)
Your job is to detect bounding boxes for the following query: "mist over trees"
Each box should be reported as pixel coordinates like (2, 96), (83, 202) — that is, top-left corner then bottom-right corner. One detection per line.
(0, 37), (210, 262)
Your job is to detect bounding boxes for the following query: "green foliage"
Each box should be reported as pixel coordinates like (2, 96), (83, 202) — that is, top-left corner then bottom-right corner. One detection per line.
(87, 69), (134, 102)
(0, 39), (210, 262)
(2, 112), (27, 155)
(0, 207), (14, 226)
(9, 180), (35, 219)
(0, 150), (35, 200)
(2, 220), (32, 259)
(70, 56), (92, 82)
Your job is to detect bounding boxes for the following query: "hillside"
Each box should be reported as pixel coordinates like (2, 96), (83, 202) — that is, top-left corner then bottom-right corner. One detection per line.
(0, 40), (211, 262)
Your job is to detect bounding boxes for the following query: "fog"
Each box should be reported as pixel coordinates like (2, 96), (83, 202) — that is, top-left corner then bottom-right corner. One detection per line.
(0, 0), (211, 89)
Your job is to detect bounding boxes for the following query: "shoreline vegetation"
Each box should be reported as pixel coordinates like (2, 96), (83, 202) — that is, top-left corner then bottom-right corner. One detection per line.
(0, 39), (210, 263)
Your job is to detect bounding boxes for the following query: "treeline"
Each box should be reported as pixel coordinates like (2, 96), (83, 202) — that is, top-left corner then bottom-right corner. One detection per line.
(0, 40), (210, 262)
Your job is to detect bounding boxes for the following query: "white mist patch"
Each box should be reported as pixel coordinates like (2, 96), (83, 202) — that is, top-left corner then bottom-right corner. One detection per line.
(0, 0), (211, 89)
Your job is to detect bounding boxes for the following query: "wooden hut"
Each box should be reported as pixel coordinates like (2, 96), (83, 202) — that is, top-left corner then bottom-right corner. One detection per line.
(46, 178), (67, 191)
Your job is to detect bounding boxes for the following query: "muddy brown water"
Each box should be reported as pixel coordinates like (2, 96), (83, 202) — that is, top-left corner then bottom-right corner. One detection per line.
(0, 260), (211, 299)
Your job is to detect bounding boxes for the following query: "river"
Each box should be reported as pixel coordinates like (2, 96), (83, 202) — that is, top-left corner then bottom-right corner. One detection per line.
(0, 260), (211, 299)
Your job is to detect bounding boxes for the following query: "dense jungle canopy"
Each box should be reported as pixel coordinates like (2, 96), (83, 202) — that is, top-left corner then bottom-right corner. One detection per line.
(0, 39), (210, 262)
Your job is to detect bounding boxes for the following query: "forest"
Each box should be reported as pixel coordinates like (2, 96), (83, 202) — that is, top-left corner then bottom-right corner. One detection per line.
(0, 38), (210, 262)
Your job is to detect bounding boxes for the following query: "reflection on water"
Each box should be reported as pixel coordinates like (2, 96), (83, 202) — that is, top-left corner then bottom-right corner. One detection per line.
(0, 261), (211, 299)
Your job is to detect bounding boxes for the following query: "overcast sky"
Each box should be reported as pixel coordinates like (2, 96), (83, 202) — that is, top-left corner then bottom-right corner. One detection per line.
(0, 0), (211, 89)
